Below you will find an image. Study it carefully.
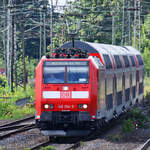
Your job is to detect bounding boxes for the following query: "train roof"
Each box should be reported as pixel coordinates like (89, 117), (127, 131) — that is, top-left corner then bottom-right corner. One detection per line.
(60, 40), (140, 56)
(124, 46), (141, 55)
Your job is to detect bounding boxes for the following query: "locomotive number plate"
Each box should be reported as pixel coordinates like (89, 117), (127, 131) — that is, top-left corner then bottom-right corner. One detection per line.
(60, 91), (71, 98)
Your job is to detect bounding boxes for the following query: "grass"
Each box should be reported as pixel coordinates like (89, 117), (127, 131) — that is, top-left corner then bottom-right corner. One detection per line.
(0, 96), (34, 120)
(144, 76), (150, 97)
(108, 134), (123, 142)
(23, 146), (56, 150)
(0, 76), (35, 120)
(40, 146), (56, 150)
(0, 85), (34, 102)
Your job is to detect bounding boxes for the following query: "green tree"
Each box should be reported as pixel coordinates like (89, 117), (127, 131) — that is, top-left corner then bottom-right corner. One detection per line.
(61, 0), (123, 44)
(141, 13), (150, 75)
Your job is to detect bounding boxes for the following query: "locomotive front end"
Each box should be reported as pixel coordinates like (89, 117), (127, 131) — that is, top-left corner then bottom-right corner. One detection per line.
(35, 58), (97, 136)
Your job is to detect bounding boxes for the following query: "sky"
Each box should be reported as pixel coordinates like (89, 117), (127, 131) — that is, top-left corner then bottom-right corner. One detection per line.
(48, 0), (70, 6)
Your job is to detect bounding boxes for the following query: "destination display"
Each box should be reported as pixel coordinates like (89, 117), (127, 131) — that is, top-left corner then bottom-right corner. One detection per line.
(44, 61), (89, 66)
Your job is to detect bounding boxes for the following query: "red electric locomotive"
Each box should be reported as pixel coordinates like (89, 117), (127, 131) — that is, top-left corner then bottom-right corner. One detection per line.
(35, 41), (144, 137)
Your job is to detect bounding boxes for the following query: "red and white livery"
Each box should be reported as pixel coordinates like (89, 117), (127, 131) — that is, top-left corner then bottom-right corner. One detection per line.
(35, 41), (144, 137)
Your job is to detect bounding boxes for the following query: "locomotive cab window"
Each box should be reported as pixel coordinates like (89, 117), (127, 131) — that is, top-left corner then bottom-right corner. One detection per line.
(43, 61), (89, 84)
(67, 66), (89, 83)
(43, 67), (65, 83)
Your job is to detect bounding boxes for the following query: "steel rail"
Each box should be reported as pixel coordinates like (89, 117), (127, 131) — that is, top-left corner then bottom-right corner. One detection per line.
(0, 124), (28, 131)
(0, 124), (35, 140)
(30, 139), (50, 150)
(0, 115), (34, 128)
(65, 141), (81, 150)
(140, 138), (150, 150)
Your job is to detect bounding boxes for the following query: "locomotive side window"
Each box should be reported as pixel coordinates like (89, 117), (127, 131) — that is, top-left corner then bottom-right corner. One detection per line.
(136, 55), (143, 65)
(123, 56), (130, 67)
(67, 66), (89, 83)
(103, 55), (113, 69)
(114, 55), (122, 68)
(43, 67), (65, 84)
(129, 56), (136, 67)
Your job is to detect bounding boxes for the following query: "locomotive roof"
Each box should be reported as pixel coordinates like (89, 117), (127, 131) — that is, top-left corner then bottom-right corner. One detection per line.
(60, 40), (98, 53)
(60, 40), (140, 56)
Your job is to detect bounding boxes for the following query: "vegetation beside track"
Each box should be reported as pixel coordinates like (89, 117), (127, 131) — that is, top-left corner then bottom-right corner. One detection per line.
(122, 107), (148, 133)
(24, 145), (56, 150)
(39, 146), (56, 150)
(0, 76), (34, 120)
(144, 76), (150, 99)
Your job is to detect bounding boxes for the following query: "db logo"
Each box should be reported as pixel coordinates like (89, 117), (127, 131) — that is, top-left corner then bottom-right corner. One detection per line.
(60, 91), (71, 98)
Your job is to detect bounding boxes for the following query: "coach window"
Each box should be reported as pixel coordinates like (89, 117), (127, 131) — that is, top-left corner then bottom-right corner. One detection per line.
(130, 56), (136, 67)
(123, 56), (130, 67)
(136, 55), (143, 66)
(114, 55), (122, 68)
(103, 54), (113, 69)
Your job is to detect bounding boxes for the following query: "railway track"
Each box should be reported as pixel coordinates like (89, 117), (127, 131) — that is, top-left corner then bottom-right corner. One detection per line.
(63, 118), (125, 150)
(0, 115), (35, 140)
(0, 123), (35, 140)
(0, 124), (29, 131)
(29, 137), (79, 150)
(28, 118), (120, 150)
(140, 139), (150, 150)
(65, 141), (81, 150)
(30, 138), (51, 150)
(0, 115), (34, 128)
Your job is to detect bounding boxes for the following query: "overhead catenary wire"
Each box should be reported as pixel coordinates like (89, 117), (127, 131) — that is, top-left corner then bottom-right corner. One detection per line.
(1, 0), (149, 89)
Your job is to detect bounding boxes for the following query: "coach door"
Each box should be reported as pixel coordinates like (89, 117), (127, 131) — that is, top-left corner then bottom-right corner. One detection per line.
(130, 73), (132, 101)
(103, 54), (113, 111)
(98, 70), (106, 111)
(136, 70), (139, 97)
(114, 55), (123, 106)
(113, 74), (117, 106)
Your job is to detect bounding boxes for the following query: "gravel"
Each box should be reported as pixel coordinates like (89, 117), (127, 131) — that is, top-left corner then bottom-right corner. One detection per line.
(0, 129), (48, 150)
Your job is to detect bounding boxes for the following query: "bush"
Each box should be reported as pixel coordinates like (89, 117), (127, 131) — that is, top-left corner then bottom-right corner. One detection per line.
(0, 75), (7, 87)
(122, 118), (135, 134)
(145, 90), (150, 102)
(122, 108), (148, 134)
(129, 108), (147, 128)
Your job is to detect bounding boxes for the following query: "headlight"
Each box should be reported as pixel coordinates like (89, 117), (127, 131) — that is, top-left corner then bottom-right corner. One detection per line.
(78, 104), (88, 109)
(63, 86), (69, 91)
(44, 104), (49, 109)
(83, 104), (88, 109)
